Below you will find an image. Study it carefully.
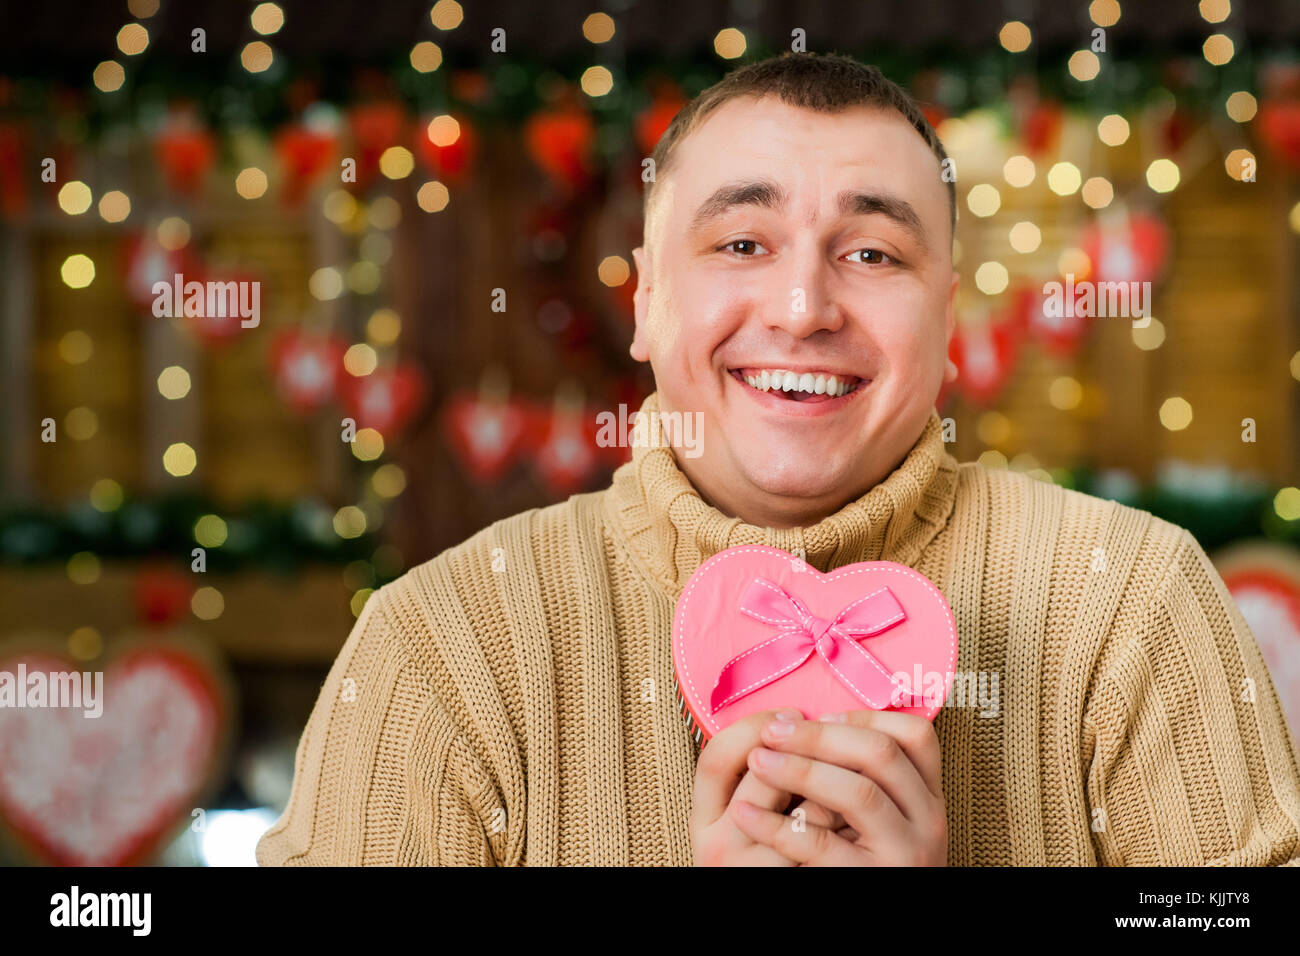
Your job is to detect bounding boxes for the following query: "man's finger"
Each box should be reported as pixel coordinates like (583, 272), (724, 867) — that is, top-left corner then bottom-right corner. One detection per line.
(822, 710), (944, 800)
(693, 710), (801, 824)
(729, 799), (860, 865)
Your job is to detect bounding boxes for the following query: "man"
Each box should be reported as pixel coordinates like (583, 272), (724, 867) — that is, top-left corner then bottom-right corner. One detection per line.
(257, 52), (1300, 866)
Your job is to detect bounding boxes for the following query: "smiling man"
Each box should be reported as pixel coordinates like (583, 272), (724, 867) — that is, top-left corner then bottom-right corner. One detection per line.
(258, 52), (1300, 867)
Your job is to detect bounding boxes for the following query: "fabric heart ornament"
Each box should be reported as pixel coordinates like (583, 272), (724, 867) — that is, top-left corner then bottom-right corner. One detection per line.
(0, 642), (228, 866)
(673, 545), (958, 742)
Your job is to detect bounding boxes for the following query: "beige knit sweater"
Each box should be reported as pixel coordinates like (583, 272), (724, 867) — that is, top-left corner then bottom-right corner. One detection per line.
(256, 392), (1300, 866)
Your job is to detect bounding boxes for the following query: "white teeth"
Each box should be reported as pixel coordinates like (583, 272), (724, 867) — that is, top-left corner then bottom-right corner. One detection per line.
(737, 368), (859, 397)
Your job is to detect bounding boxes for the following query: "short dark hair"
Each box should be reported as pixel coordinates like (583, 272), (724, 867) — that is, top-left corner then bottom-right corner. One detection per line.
(645, 52), (955, 234)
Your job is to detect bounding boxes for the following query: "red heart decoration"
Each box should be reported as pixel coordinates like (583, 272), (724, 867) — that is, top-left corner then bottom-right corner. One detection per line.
(441, 392), (530, 483)
(0, 643), (227, 866)
(339, 361), (429, 439)
(270, 328), (347, 412)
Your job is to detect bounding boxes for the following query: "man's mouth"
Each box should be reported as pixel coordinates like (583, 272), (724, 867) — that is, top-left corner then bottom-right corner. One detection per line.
(729, 367), (867, 403)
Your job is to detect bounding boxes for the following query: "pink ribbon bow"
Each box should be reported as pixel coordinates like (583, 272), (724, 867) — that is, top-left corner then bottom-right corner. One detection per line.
(710, 577), (917, 714)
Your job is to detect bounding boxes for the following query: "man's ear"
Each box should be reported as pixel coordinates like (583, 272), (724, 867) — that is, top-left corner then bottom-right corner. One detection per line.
(630, 244), (652, 362)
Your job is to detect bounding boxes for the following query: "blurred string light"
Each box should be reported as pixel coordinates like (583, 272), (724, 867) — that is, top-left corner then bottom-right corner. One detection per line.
(194, 515), (228, 547)
(1159, 396), (1193, 430)
(1200, 0), (1231, 22)
(157, 365), (191, 399)
(978, 449), (1009, 469)
(235, 167), (268, 199)
(714, 28), (746, 59)
(975, 261), (1009, 295)
(344, 343), (378, 376)
(323, 189), (357, 224)
(1081, 176), (1113, 209)
(98, 189), (130, 222)
(410, 41), (442, 72)
(999, 21), (1031, 53)
(417, 180), (450, 212)
(1132, 317), (1166, 350)
(192, 586), (224, 620)
(117, 23), (149, 55)
(1097, 114), (1130, 146)
(368, 196), (401, 229)
(977, 411), (1011, 446)
(241, 41), (273, 73)
(580, 65), (613, 97)
(93, 61), (125, 92)
(65, 406), (98, 441)
(1203, 34), (1234, 66)
(250, 2), (285, 35)
(199, 809), (278, 867)
(1277, 488), (1300, 521)
(348, 260), (381, 294)
(61, 254), (95, 288)
(1225, 91), (1257, 122)
(128, 0), (159, 16)
(1047, 162), (1082, 195)
(67, 551), (100, 585)
(1089, 0), (1121, 27)
(334, 506), (367, 539)
(1224, 148), (1254, 181)
(1291, 201), (1300, 234)
(59, 330), (93, 364)
(1289, 350), (1299, 380)
(966, 183), (1000, 217)
(89, 479), (123, 512)
(430, 0), (463, 30)
(379, 146), (414, 179)
(68, 626), (102, 661)
(351, 428), (384, 462)
(583, 12), (615, 43)
(163, 442), (197, 477)
(1049, 376), (1083, 410)
(427, 114), (460, 145)
(1009, 221), (1041, 253)
(308, 267), (343, 300)
(1057, 247), (1092, 279)
(1002, 155), (1035, 187)
(597, 255), (630, 287)
(372, 464), (407, 498)
(367, 308), (401, 344)
(360, 232), (392, 264)
(1068, 50), (1100, 82)
(1146, 158), (1180, 192)
(58, 181), (92, 215)
(157, 216), (191, 249)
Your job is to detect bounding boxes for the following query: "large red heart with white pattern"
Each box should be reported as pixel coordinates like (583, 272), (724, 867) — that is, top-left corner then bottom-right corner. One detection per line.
(0, 643), (227, 866)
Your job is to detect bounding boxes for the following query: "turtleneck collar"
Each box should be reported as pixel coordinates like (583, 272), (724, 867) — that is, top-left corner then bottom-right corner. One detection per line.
(604, 391), (960, 598)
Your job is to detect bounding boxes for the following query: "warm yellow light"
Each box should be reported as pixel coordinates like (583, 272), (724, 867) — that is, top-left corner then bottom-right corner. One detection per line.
(350, 588), (374, 617)
(309, 267), (344, 301)
(1049, 376), (1083, 410)
(410, 41), (443, 72)
(1003, 154), (1036, 187)
(89, 478), (123, 512)
(128, 0), (159, 16)
(235, 166), (268, 198)
(975, 261), (1009, 295)
(597, 255), (631, 287)
(163, 442), (197, 477)
(59, 330), (93, 364)
(351, 428), (385, 461)
(1224, 148), (1254, 181)
(68, 626), (103, 660)
(158, 365), (192, 399)
(1203, 34), (1234, 66)
(372, 463), (407, 498)
(241, 41), (273, 73)
(192, 586), (225, 620)
(348, 261), (381, 295)
(117, 23), (149, 55)
(1159, 396), (1193, 430)
(583, 12), (615, 43)
(194, 514), (228, 547)
(1146, 158), (1180, 193)
(1082, 176), (1114, 209)
(67, 552), (101, 585)
(430, 0), (463, 30)
(323, 189), (356, 224)
(714, 27), (746, 59)
(977, 411), (1011, 446)
(378, 146), (414, 180)
(416, 180), (450, 213)
(1276, 487), (1300, 521)
(1057, 247), (1092, 279)
(367, 309), (402, 345)
(1047, 162), (1082, 195)
(1068, 50), (1101, 82)
(1132, 317), (1166, 350)
(360, 233), (392, 265)
(368, 196), (401, 229)
(966, 183), (1001, 217)
(1097, 113), (1130, 146)
(999, 21), (1031, 53)
(334, 505), (368, 539)
(65, 406), (98, 441)
(580, 66), (614, 97)
(157, 216), (191, 250)
(344, 343), (379, 376)
(98, 189), (130, 222)
(426, 114), (460, 146)
(93, 61), (125, 92)
(1009, 221), (1041, 253)
(251, 2), (285, 35)
(1291, 349), (1300, 380)
(1089, 0), (1121, 27)
(1218, 96), (1255, 133)
(58, 181), (92, 215)
(61, 254), (95, 288)
(977, 449), (1009, 469)
(1200, 0), (1230, 22)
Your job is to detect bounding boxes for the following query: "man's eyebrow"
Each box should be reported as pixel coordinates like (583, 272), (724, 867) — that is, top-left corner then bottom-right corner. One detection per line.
(688, 179), (788, 233)
(836, 190), (930, 252)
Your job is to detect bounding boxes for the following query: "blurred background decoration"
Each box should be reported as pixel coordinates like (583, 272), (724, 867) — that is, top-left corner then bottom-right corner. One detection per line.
(0, 0), (1298, 864)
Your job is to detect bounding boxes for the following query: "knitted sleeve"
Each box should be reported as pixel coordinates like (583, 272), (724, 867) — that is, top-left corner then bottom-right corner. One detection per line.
(1084, 528), (1300, 866)
(255, 588), (500, 866)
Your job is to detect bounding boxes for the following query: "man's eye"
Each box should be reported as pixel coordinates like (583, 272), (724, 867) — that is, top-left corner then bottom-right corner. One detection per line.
(847, 248), (894, 265)
(720, 239), (765, 256)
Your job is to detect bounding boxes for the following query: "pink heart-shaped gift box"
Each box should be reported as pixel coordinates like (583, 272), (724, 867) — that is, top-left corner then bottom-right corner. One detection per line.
(673, 545), (958, 741)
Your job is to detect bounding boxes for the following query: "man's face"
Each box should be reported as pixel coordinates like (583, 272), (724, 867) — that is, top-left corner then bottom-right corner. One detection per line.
(630, 94), (958, 528)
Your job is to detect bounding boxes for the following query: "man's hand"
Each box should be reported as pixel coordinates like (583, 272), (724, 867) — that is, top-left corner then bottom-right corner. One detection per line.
(727, 710), (948, 866)
(691, 709), (844, 865)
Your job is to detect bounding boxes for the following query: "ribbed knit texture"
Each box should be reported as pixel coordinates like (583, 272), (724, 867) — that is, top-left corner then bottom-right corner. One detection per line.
(257, 392), (1300, 866)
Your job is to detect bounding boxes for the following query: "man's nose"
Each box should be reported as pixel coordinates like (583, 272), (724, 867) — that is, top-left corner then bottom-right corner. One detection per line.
(759, 239), (846, 338)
